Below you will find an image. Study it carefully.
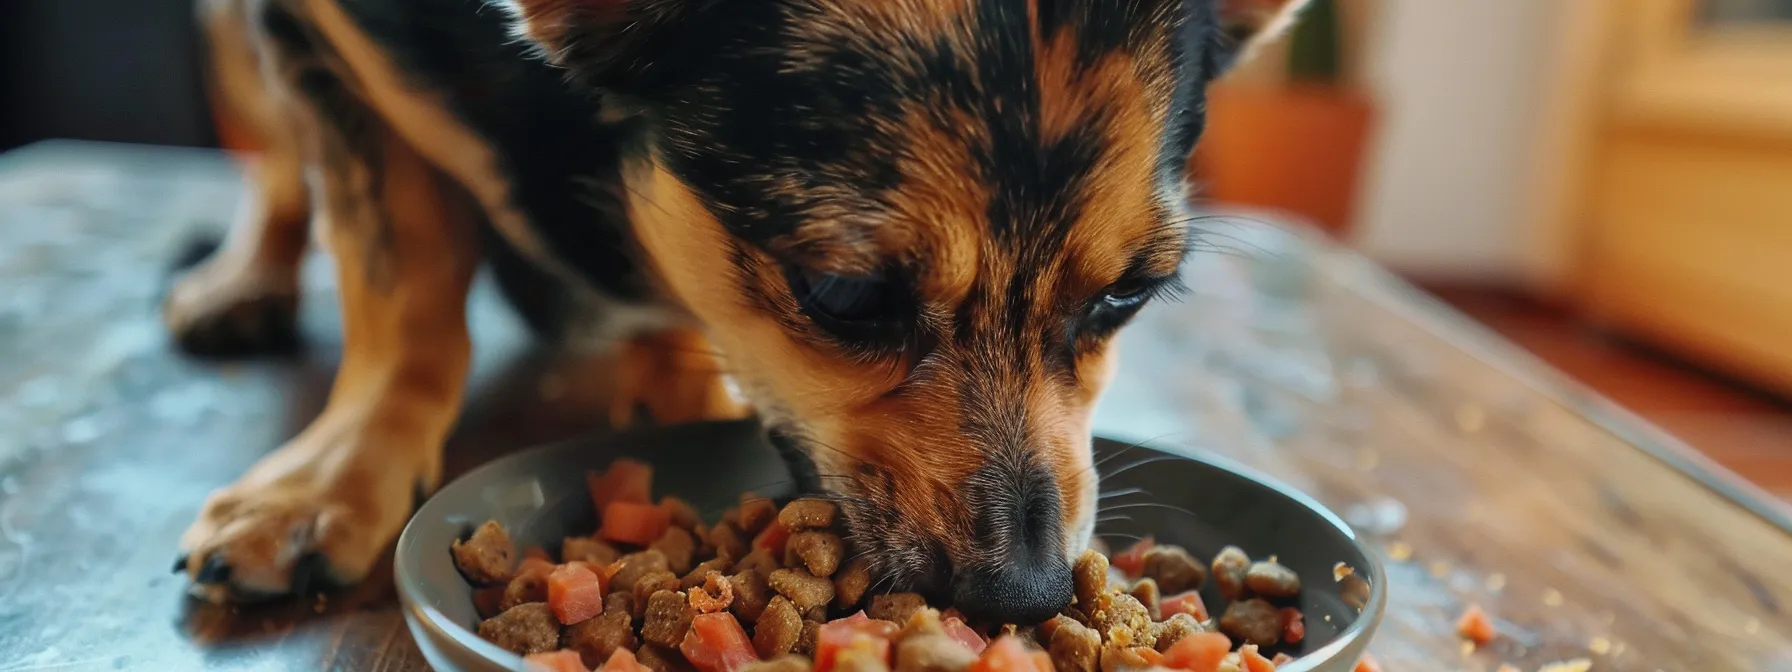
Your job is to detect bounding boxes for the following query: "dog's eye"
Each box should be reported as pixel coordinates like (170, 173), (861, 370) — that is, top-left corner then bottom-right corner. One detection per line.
(1101, 279), (1152, 308)
(786, 267), (904, 325)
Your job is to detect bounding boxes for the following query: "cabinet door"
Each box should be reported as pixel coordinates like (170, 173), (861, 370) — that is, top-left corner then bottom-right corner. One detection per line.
(1555, 0), (1792, 394)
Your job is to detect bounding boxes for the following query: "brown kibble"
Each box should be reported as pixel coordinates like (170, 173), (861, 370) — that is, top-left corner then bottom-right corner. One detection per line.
(474, 586), (507, 619)
(652, 526), (698, 575)
(770, 568), (837, 612)
(795, 621), (822, 656)
(744, 657), (815, 672)
(563, 536), (622, 565)
(868, 593), (929, 625)
(452, 520), (516, 584)
(1211, 546), (1251, 600)
(661, 497), (702, 530)
(642, 590), (696, 649)
(834, 557), (873, 609)
(896, 633), (978, 672)
(1219, 599), (1281, 647)
(633, 571), (682, 617)
(611, 550), (672, 593)
(1092, 593), (1154, 649)
(605, 591), (635, 617)
(708, 522), (750, 561)
(779, 499), (839, 530)
(1048, 617), (1101, 672)
(691, 571), (736, 613)
(684, 555), (736, 590)
(804, 604), (827, 622)
(565, 610), (638, 667)
(501, 563), (554, 610)
(1072, 549), (1109, 612)
(730, 570), (775, 622)
(1150, 613), (1205, 652)
(788, 531), (846, 577)
(1128, 578), (1161, 621)
(1141, 546), (1205, 594)
(738, 548), (782, 579)
(1244, 561), (1301, 598)
(477, 602), (559, 655)
(739, 494), (779, 536)
(638, 644), (696, 672)
(755, 595), (805, 658)
(898, 607), (946, 639)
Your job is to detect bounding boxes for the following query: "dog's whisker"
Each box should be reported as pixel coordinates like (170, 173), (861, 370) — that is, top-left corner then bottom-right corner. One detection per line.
(1095, 514), (1135, 525)
(1097, 454), (1181, 481)
(1097, 486), (1145, 500)
(1096, 501), (1200, 519)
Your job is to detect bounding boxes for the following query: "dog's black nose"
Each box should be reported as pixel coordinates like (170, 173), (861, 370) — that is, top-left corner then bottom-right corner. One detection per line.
(951, 551), (1074, 625)
(952, 456), (1075, 624)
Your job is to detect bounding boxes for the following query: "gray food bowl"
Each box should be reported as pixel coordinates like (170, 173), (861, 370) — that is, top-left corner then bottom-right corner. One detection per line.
(395, 421), (1385, 672)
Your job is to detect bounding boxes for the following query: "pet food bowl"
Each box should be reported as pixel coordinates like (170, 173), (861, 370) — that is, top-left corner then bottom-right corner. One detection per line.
(395, 420), (1385, 671)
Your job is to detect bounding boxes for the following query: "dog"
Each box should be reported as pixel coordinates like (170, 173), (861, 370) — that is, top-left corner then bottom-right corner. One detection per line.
(166, 0), (1308, 623)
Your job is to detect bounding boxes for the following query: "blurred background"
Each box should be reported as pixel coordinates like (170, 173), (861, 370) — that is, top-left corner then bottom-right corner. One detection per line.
(4, 0), (1790, 495)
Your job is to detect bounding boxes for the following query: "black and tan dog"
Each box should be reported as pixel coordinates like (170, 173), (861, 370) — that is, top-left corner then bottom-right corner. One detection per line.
(167, 0), (1307, 623)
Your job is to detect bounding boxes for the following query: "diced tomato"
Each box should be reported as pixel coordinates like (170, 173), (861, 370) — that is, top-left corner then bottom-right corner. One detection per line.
(1238, 645), (1276, 672)
(600, 501), (673, 546)
(588, 459), (654, 512)
(1127, 648), (1165, 667)
(1161, 632), (1231, 672)
(1111, 536), (1156, 577)
(524, 546), (553, 563)
(547, 563), (607, 625)
(598, 648), (653, 672)
(1352, 653), (1383, 672)
(524, 650), (590, 672)
(1271, 653), (1296, 667)
(472, 585), (506, 619)
(816, 612), (898, 672)
(942, 617), (987, 654)
(753, 521), (791, 555)
(1280, 608), (1305, 644)
(1028, 651), (1053, 672)
(968, 636), (1047, 672)
(1455, 603), (1495, 646)
(680, 612), (761, 672)
(1160, 590), (1210, 621)
(518, 556), (557, 578)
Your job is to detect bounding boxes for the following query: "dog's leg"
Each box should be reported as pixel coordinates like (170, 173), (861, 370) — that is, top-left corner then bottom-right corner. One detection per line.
(176, 55), (477, 601)
(610, 328), (751, 428)
(166, 0), (312, 356)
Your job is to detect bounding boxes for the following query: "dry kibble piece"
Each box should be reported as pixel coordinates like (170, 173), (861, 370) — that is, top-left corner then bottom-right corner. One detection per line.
(684, 555), (736, 590)
(651, 526), (698, 575)
(660, 497), (702, 530)
(453, 521), (516, 584)
(778, 499), (839, 530)
(787, 531), (846, 577)
(896, 633), (978, 672)
(1244, 561), (1301, 598)
(738, 548), (783, 579)
(1128, 578), (1161, 621)
(803, 604), (827, 622)
(637, 643), (697, 672)
(502, 563), (555, 610)
(563, 536), (621, 565)
(834, 557), (873, 609)
(739, 494), (779, 536)
(1072, 549), (1110, 611)
(477, 602), (560, 655)
(641, 590), (696, 648)
(1048, 617), (1102, 672)
(769, 568), (837, 612)
(707, 522), (750, 561)
(1093, 593), (1155, 649)
(691, 572), (736, 613)
(611, 550), (672, 593)
(794, 621), (822, 656)
(1219, 599), (1282, 647)
(1150, 613), (1205, 652)
(1211, 546), (1251, 600)
(565, 610), (637, 666)
(1141, 546), (1206, 594)
(632, 570), (682, 616)
(744, 657), (814, 672)
(868, 593), (929, 625)
(605, 591), (635, 617)
(730, 570), (775, 622)
(1099, 647), (1162, 672)
(755, 595), (806, 658)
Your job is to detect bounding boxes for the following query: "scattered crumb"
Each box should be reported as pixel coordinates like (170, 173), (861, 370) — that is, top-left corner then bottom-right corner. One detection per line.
(1542, 588), (1564, 607)
(1538, 660), (1592, 672)
(1589, 637), (1611, 655)
(1454, 604), (1495, 646)
(1485, 573), (1506, 593)
(1387, 542), (1413, 562)
(1458, 641), (1474, 657)
(1334, 563), (1355, 582)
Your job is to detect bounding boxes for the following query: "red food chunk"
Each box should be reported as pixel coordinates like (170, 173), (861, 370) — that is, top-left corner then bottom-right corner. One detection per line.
(1160, 591), (1210, 622)
(943, 617), (987, 654)
(473, 586), (507, 619)
(680, 612), (761, 672)
(1111, 537), (1156, 578)
(753, 521), (791, 555)
(1239, 645), (1276, 672)
(589, 459), (654, 512)
(548, 563), (608, 625)
(1456, 604), (1496, 646)
(1271, 653), (1296, 667)
(601, 501), (674, 546)
(598, 648), (653, 672)
(1161, 632), (1231, 672)
(1353, 653), (1383, 672)
(816, 611), (899, 672)
(968, 636), (1047, 672)
(525, 650), (590, 672)
(519, 556), (558, 578)
(1280, 608), (1305, 645)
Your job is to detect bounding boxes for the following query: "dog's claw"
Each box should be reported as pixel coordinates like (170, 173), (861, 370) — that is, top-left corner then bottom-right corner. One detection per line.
(289, 552), (329, 597)
(173, 553), (190, 574)
(195, 556), (233, 584)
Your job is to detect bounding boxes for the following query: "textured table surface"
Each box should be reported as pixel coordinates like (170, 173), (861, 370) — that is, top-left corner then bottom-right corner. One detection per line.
(2, 141), (1790, 671)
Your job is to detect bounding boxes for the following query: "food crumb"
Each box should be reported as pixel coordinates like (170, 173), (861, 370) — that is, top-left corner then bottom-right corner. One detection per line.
(1589, 636), (1611, 655)
(1386, 542), (1412, 562)
(1458, 641), (1474, 657)
(1332, 563), (1355, 582)
(1455, 604), (1496, 646)
(1542, 588), (1564, 607)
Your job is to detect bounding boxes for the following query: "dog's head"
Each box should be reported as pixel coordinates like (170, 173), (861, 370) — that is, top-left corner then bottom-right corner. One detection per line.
(502, 0), (1306, 623)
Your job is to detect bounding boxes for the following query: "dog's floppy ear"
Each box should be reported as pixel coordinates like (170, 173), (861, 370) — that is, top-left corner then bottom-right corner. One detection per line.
(1214, 0), (1313, 71)
(496, 0), (690, 88)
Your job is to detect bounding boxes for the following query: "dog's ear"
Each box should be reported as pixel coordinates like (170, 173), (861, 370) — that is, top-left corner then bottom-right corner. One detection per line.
(1214, 0), (1313, 71)
(496, 0), (691, 88)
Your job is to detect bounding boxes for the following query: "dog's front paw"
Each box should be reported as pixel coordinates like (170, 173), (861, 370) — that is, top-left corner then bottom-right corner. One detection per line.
(610, 329), (751, 429)
(175, 417), (435, 603)
(163, 238), (301, 358)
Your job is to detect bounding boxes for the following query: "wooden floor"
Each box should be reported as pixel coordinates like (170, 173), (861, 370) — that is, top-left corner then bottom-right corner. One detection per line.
(1431, 285), (1792, 500)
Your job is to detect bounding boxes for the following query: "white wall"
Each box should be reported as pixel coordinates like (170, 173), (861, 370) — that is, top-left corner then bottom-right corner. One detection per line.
(1348, 0), (1564, 283)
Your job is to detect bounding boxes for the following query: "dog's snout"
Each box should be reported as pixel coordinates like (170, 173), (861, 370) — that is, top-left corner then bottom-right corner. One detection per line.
(951, 546), (1074, 625)
(951, 459), (1075, 623)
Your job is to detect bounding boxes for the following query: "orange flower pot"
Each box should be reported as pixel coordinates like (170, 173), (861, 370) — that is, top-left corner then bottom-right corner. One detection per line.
(1192, 83), (1376, 235)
